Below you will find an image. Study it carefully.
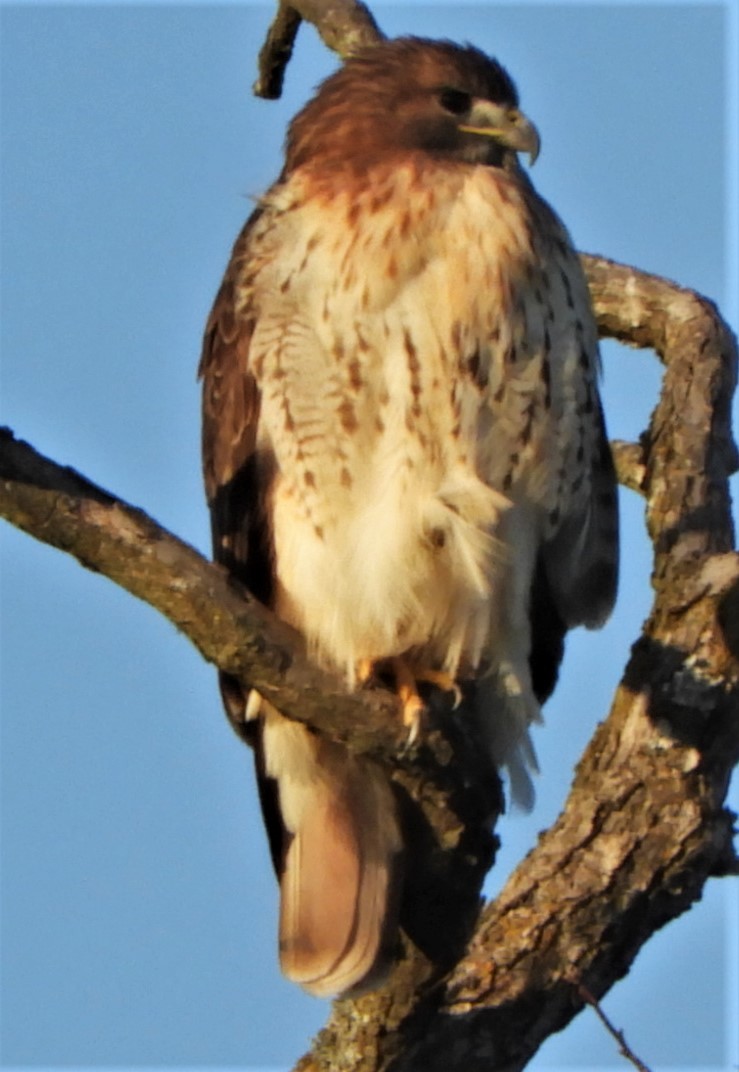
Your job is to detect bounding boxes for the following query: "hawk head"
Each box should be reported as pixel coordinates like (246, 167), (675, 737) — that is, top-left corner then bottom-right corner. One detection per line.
(285, 37), (541, 174)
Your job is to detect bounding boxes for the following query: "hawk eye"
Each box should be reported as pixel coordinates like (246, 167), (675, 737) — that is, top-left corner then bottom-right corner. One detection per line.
(439, 87), (472, 115)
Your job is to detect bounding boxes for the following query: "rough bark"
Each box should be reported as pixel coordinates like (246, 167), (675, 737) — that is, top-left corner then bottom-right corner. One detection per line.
(2, 3), (738, 1070)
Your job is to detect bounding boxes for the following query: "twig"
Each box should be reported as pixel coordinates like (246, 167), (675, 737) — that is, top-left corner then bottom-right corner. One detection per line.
(253, 0), (384, 99)
(610, 439), (647, 495)
(577, 983), (653, 1072)
(253, 2), (302, 99)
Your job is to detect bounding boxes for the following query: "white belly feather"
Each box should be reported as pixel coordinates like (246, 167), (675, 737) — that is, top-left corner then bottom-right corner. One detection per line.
(249, 163), (586, 745)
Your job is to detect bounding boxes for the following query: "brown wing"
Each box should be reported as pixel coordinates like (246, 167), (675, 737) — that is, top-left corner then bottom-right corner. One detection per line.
(200, 210), (275, 608)
(199, 209), (283, 870)
(541, 398), (619, 631)
(528, 225), (619, 707)
(529, 401), (618, 705)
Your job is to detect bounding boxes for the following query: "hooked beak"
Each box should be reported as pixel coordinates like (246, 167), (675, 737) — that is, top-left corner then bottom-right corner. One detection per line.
(458, 101), (541, 166)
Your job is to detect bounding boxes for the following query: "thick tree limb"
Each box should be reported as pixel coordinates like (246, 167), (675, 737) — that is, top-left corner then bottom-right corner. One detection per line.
(0, 426), (410, 761)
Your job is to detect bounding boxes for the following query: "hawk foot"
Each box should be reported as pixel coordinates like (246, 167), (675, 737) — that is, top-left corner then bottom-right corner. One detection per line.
(356, 658), (461, 746)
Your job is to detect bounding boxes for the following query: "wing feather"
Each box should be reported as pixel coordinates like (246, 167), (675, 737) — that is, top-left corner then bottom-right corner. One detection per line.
(541, 398), (619, 635)
(199, 212), (272, 596)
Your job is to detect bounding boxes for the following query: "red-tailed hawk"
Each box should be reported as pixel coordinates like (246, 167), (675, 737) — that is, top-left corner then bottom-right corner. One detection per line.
(200, 37), (618, 997)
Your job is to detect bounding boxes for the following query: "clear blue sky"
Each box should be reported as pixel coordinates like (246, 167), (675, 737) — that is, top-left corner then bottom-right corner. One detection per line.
(1, 2), (737, 1069)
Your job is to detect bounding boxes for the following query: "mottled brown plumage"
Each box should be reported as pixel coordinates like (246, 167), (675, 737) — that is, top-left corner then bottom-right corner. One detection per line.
(200, 37), (618, 996)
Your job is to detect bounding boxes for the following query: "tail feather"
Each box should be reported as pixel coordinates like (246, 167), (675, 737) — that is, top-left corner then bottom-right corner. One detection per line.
(260, 702), (402, 997)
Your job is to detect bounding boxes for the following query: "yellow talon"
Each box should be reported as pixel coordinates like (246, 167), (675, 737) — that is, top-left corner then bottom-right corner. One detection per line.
(356, 657), (461, 744)
(356, 658), (374, 685)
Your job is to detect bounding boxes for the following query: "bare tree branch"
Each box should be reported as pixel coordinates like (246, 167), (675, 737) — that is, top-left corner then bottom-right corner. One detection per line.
(254, 0), (383, 97)
(3, 1), (738, 1068)
(254, 3), (303, 99)
(0, 426), (408, 761)
(575, 983), (653, 1072)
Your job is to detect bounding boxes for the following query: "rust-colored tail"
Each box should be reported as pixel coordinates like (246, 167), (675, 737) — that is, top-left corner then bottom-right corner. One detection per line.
(259, 702), (402, 997)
